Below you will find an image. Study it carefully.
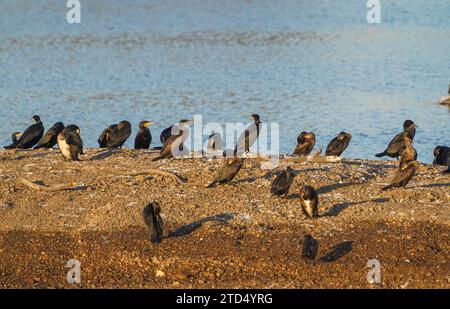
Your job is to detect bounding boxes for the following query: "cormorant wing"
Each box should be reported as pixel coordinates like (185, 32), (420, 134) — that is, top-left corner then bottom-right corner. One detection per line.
(385, 131), (405, 154)
(18, 123), (43, 147)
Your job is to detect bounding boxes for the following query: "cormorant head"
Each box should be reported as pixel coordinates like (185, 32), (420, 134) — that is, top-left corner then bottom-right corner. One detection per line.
(433, 146), (442, 158)
(12, 132), (22, 143)
(53, 122), (65, 131)
(304, 132), (316, 142)
(249, 114), (261, 123)
(139, 121), (153, 129)
(118, 120), (131, 129)
(338, 131), (351, 140)
(66, 124), (80, 134)
(152, 201), (161, 215)
(286, 166), (297, 176)
(179, 119), (193, 125)
(32, 115), (41, 123)
(403, 120), (418, 130)
(300, 185), (315, 199)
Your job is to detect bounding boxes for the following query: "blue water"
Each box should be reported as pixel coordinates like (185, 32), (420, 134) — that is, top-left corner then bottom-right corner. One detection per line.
(1, 0), (449, 162)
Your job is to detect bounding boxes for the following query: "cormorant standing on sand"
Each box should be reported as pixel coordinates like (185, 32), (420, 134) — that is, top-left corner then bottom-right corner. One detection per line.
(152, 131), (185, 161)
(14, 115), (44, 149)
(142, 201), (163, 244)
(433, 146), (450, 165)
(34, 122), (65, 149)
(382, 160), (419, 191)
(206, 157), (245, 188)
(302, 235), (318, 265)
(375, 120), (418, 159)
(160, 119), (193, 144)
(299, 185), (319, 218)
(106, 121), (132, 148)
(399, 135), (417, 169)
(270, 166), (296, 197)
(293, 132), (316, 156)
(234, 114), (261, 156)
(98, 124), (117, 148)
(3, 132), (22, 149)
(207, 131), (223, 152)
(57, 125), (83, 161)
(134, 121), (153, 150)
(325, 132), (351, 156)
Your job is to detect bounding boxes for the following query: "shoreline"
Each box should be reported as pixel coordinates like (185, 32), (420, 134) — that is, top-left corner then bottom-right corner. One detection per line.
(0, 148), (449, 288)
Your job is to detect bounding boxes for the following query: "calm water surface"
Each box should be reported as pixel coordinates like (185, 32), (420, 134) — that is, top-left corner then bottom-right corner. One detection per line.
(1, 0), (449, 162)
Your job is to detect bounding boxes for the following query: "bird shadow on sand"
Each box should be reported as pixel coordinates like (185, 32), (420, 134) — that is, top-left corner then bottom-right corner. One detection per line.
(4, 151), (58, 161)
(319, 241), (353, 263)
(322, 198), (389, 217)
(342, 160), (393, 169)
(316, 182), (360, 195)
(416, 182), (450, 188)
(233, 177), (257, 185)
(89, 149), (119, 161)
(167, 213), (235, 238)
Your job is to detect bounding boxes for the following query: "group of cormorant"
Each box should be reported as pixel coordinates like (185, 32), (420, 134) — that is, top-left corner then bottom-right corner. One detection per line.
(2, 113), (449, 248)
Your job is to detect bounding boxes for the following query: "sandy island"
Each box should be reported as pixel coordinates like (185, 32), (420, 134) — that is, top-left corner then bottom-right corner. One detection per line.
(0, 148), (449, 288)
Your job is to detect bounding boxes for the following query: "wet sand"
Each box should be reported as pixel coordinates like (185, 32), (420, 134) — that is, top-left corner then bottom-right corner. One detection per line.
(0, 149), (449, 288)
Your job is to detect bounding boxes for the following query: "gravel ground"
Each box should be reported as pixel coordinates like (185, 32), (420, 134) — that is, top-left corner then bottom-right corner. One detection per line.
(0, 148), (449, 288)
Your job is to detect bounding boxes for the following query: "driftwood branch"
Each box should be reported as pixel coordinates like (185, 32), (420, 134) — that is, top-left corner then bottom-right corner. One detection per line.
(292, 148), (342, 163)
(99, 168), (191, 185)
(18, 178), (87, 191)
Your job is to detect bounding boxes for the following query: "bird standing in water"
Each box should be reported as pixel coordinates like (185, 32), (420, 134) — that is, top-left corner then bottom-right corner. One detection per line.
(376, 120), (418, 159)
(325, 132), (351, 156)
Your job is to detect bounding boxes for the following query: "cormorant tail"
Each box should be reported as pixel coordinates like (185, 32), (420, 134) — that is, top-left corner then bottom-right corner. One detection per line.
(375, 152), (386, 158)
(206, 181), (216, 188)
(381, 184), (393, 191)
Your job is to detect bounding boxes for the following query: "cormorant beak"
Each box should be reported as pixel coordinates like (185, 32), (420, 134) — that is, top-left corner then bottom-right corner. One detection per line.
(413, 124), (419, 128)
(16, 133), (23, 138)
(76, 129), (81, 134)
(145, 122), (154, 127)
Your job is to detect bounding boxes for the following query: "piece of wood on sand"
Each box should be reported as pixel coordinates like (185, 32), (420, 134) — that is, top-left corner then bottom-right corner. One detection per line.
(18, 178), (87, 192)
(98, 167), (194, 185)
